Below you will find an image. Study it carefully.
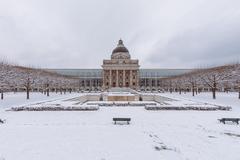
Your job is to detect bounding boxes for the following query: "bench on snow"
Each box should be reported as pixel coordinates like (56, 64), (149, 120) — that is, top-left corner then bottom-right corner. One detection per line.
(218, 118), (240, 124)
(0, 119), (5, 124)
(113, 118), (131, 125)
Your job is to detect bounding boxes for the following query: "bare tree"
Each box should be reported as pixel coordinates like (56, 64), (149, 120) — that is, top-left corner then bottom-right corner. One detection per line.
(0, 61), (11, 99)
(169, 80), (173, 93)
(200, 66), (233, 99)
(187, 76), (198, 97)
(43, 79), (51, 97)
(0, 86), (4, 100)
(236, 80), (240, 99)
(24, 77), (34, 99)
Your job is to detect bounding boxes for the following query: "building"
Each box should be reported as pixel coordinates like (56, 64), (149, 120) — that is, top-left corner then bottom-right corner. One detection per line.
(48, 40), (192, 91)
(102, 39), (140, 90)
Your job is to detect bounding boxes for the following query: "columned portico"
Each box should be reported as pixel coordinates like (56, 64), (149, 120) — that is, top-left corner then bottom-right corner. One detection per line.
(102, 40), (140, 90)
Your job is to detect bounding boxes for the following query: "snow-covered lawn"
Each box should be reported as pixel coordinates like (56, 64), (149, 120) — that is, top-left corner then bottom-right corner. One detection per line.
(0, 92), (81, 110)
(0, 92), (240, 160)
(160, 92), (240, 111)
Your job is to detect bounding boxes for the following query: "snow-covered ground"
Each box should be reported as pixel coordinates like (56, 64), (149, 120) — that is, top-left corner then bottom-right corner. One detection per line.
(160, 92), (240, 111)
(0, 92), (240, 160)
(0, 92), (81, 110)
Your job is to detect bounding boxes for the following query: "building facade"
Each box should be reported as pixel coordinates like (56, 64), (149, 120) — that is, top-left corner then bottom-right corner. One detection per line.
(48, 40), (192, 91)
(102, 39), (140, 90)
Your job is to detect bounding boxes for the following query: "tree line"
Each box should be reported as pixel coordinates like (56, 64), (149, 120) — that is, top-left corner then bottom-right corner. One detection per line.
(160, 64), (240, 99)
(0, 61), (79, 99)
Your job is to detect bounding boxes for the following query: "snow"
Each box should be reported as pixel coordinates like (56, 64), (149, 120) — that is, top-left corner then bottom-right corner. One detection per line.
(0, 92), (240, 160)
(0, 92), (80, 110)
(160, 92), (240, 111)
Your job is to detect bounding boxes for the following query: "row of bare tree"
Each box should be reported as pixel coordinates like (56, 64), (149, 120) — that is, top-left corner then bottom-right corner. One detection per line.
(0, 61), (79, 99)
(160, 64), (240, 99)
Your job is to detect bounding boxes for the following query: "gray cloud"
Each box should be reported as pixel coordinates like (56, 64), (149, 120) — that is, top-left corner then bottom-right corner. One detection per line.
(0, 0), (240, 68)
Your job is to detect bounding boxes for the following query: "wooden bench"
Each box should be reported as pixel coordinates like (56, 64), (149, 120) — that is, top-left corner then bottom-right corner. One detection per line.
(218, 118), (240, 124)
(113, 118), (131, 125)
(0, 119), (5, 124)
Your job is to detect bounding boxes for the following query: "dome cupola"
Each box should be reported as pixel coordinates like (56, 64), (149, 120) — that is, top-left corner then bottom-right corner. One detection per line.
(111, 39), (131, 59)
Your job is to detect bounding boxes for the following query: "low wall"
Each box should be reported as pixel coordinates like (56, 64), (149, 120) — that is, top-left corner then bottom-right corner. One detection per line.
(141, 95), (154, 101)
(107, 95), (136, 101)
(71, 95), (100, 104)
(140, 95), (173, 104)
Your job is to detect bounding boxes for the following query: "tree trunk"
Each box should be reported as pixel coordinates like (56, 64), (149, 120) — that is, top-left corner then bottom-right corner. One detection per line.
(212, 88), (216, 99)
(27, 87), (30, 99)
(192, 84), (195, 96)
(213, 81), (216, 99)
(47, 89), (49, 96)
(238, 87), (240, 99)
(179, 88), (181, 94)
(1, 91), (3, 100)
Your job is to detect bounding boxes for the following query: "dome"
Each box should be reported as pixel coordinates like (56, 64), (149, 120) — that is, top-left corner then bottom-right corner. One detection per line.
(111, 39), (131, 59)
(112, 39), (129, 54)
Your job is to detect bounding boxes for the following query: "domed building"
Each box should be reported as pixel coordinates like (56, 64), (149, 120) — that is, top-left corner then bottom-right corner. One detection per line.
(102, 39), (140, 89)
(48, 39), (192, 91)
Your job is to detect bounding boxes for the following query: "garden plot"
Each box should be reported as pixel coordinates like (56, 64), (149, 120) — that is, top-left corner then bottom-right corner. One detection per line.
(145, 95), (231, 111)
(8, 96), (99, 111)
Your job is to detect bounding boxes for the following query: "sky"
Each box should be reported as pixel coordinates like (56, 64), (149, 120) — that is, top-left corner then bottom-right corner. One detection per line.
(0, 0), (240, 69)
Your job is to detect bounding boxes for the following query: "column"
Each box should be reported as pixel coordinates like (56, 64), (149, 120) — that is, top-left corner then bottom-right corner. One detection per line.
(109, 70), (112, 88)
(89, 79), (91, 90)
(136, 70), (139, 89)
(102, 70), (105, 89)
(116, 70), (119, 87)
(130, 70), (133, 88)
(123, 70), (126, 87)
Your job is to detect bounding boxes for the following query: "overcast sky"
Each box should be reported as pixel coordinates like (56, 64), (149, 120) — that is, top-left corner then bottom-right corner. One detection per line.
(0, 0), (240, 69)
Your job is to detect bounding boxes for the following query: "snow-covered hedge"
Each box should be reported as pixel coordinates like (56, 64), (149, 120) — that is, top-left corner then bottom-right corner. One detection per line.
(11, 106), (99, 111)
(97, 102), (157, 107)
(145, 105), (231, 111)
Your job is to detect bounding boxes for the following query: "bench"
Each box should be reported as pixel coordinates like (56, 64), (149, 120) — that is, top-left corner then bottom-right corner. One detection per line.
(0, 119), (5, 124)
(218, 118), (240, 124)
(113, 118), (131, 125)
